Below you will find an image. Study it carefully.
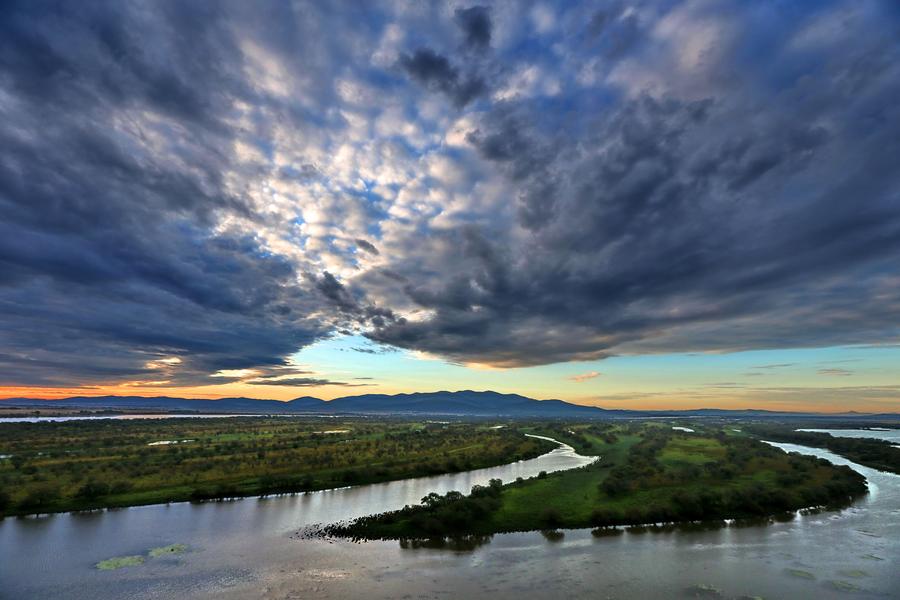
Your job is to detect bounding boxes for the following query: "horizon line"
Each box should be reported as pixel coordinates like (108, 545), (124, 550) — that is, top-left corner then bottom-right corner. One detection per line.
(1, 391), (897, 416)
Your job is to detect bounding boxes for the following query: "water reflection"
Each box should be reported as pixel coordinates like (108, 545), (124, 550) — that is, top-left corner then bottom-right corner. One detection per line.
(0, 413), (272, 423)
(539, 529), (565, 543)
(398, 534), (494, 552)
(1, 439), (897, 600)
(796, 428), (899, 443)
(0, 437), (594, 600)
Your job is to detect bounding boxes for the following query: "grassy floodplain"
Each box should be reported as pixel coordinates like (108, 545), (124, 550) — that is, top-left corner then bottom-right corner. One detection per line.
(0, 417), (555, 517)
(328, 422), (868, 539)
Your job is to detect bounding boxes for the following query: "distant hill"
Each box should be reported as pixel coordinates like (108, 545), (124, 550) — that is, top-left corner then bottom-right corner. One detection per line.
(1, 390), (898, 420)
(1, 391), (614, 417)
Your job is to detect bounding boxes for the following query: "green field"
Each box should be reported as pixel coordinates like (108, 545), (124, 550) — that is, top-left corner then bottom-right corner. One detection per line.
(330, 422), (868, 539)
(0, 418), (556, 517)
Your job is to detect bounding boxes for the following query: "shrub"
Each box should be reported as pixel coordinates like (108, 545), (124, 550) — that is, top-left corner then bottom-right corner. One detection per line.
(110, 481), (134, 494)
(189, 487), (213, 502)
(600, 471), (630, 497)
(589, 508), (622, 526)
(76, 480), (110, 500)
(18, 484), (61, 512)
(539, 507), (563, 528)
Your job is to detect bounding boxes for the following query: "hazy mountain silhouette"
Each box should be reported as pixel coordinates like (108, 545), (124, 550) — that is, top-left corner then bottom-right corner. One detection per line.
(2, 391), (896, 419)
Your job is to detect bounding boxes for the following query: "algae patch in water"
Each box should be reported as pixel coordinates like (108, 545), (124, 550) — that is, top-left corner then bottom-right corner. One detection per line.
(149, 543), (188, 558)
(838, 569), (869, 579)
(95, 555), (145, 570)
(828, 580), (861, 592)
(684, 583), (724, 598)
(860, 554), (883, 561)
(96, 543), (188, 570)
(784, 569), (815, 580)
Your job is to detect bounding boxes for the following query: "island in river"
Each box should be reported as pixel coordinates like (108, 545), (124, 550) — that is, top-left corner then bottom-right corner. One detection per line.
(323, 422), (868, 540)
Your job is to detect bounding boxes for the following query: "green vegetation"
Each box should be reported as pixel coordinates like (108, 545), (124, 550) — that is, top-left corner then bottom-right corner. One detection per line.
(0, 417), (555, 517)
(327, 423), (867, 539)
(743, 424), (900, 474)
(861, 554), (884, 561)
(828, 580), (861, 592)
(148, 543), (188, 557)
(95, 543), (189, 570)
(96, 555), (145, 570)
(684, 584), (725, 598)
(784, 569), (815, 580)
(838, 569), (868, 578)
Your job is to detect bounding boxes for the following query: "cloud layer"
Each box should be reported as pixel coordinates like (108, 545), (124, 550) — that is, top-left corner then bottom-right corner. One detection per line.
(1, 1), (899, 389)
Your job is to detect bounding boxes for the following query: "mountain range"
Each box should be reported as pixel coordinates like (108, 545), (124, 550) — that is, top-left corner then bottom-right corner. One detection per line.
(1, 391), (897, 420)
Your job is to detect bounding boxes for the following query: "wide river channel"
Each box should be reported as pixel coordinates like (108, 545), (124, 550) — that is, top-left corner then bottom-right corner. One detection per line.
(0, 429), (897, 599)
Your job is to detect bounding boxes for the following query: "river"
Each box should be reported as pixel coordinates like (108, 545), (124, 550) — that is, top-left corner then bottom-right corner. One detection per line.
(797, 428), (900, 446)
(0, 414), (288, 423)
(0, 436), (897, 599)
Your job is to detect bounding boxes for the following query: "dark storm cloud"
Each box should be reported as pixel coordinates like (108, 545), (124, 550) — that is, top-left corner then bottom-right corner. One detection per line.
(241, 367), (313, 380)
(398, 48), (486, 107)
(306, 271), (401, 331)
(245, 377), (369, 387)
(2, 0), (900, 389)
(0, 0), (335, 388)
(369, 2), (900, 366)
(454, 6), (492, 51)
(0, 2), (236, 130)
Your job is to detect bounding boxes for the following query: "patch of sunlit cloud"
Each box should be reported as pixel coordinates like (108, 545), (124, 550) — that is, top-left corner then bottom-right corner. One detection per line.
(569, 371), (601, 382)
(410, 350), (444, 362)
(144, 357), (182, 370)
(212, 369), (260, 379)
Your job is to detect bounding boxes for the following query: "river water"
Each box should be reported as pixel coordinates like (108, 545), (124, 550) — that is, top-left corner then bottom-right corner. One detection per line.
(798, 428), (900, 445)
(0, 414), (279, 423)
(0, 436), (897, 599)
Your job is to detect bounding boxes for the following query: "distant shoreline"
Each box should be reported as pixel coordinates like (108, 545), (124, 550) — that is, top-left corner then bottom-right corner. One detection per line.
(2, 391), (898, 420)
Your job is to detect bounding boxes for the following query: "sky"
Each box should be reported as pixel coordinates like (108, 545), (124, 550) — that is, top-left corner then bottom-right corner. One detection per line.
(1, 0), (899, 412)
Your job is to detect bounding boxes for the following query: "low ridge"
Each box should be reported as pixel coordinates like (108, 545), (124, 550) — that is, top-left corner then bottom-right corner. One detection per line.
(1, 391), (896, 419)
